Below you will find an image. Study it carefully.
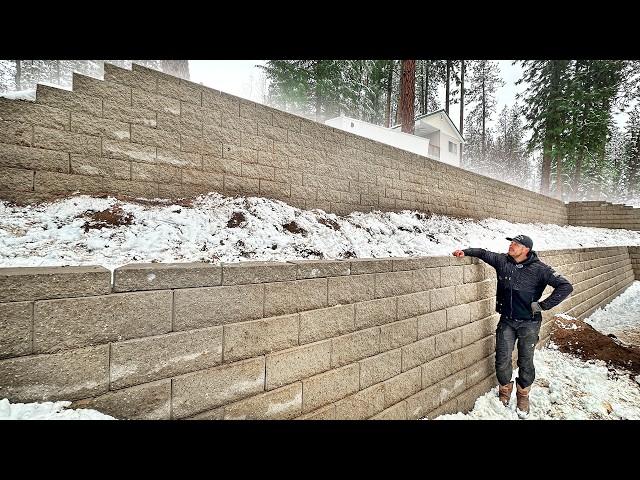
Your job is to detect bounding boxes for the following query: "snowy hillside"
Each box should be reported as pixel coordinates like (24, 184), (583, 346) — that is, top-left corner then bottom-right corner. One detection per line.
(1, 192), (640, 272)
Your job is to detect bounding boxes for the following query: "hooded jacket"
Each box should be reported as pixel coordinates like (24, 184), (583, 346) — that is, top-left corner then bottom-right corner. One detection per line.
(462, 248), (574, 321)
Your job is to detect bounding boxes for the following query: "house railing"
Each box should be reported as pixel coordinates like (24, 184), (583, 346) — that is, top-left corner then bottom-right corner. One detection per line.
(428, 144), (440, 158)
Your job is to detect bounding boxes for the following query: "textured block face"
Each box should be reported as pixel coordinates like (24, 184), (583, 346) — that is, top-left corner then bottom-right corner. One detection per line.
(0, 143), (69, 173)
(224, 383), (303, 420)
(109, 326), (223, 389)
(33, 290), (173, 353)
(71, 380), (171, 420)
(0, 266), (111, 302)
(359, 349), (402, 389)
(417, 310), (447, 339)
(383, 367), (422, 408)
(223, 314), (299, 362)
(263, 278), (328, 317)
(327, 274), (376, 305)
(222, 261), (297, 285)
(0, 345), (109, 402)
(331, 328), (380, 367)
(173, 284), (264, 330)
(299, 304), (355, 344)
(113, 263), (222, 292)
(401, 337), (437, 371)
(266, 340), (332, 390)
(334, 384), (385, 420)
(0, 301), (32, 359)
(355, 297), (397, 328)
(380, 318), (418, 351)
(171, 357), (265, 418)
(301, 363), (360, 414)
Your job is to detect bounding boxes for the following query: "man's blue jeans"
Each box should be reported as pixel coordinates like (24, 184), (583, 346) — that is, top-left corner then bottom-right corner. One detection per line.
(495, 316), (542, 389)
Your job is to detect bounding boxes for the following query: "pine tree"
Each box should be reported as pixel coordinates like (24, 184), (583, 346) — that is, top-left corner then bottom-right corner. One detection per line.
(399, 60), (416, 134)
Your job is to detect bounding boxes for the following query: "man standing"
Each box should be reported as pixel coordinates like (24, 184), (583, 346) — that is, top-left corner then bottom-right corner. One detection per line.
(452, 235), (573, 416)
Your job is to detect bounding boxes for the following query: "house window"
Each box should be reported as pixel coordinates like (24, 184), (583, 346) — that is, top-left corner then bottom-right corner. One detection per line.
(448, 141), (457, 154)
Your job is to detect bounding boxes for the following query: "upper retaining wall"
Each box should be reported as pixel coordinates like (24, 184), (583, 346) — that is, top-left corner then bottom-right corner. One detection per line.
(0, 62), (567, 224)
(0, 246), (634, 420)
(568, 201), (640, 231)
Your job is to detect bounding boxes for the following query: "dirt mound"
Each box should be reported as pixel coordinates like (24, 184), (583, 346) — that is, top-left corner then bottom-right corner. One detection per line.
(318, 217), (340, 230)
(550, 316), (640, 376)
(282, 221), (306, 235)
(81, 205), (134, 232)
(227, 211), (246, 228)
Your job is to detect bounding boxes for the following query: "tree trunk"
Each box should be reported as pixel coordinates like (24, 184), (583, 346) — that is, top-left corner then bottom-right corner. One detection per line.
(445, 60), (451, 115)
(541, 136), (552, 195)
(555, 151), (563, 200)
(459, 60), (465, 163)
(481, 76), (486, 159)
(420, 61), (425, 115)
(425, 62), (430, 112)
(385, 60), (393, 127)
(571, 148), (585, 201)
(15, 60), (21, 90)
(399, 60), (416, 134)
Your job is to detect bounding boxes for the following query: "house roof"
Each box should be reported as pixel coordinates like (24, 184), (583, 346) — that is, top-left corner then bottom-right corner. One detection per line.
(392, 109), (464, 143)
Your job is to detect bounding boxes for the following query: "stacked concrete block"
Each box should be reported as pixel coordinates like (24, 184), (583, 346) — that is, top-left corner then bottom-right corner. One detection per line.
(0, 247), (635, 420)
(568, 201), (640, 231)
(0, 62), (566, 224)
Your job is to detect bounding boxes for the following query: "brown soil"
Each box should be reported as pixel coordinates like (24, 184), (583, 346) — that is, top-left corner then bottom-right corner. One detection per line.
(282, 221), (306, 235)
(550, 316), (640, 376)
(81, 205), (134, 232)
(318, 217), (341, 230)
(227, 211), (246, 228)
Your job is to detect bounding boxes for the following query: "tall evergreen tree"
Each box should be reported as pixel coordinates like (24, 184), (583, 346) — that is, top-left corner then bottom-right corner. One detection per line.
(399, 60), (416, 134)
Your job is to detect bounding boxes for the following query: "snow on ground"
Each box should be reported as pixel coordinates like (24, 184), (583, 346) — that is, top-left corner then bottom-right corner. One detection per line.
(0, 89), (36, 101)
(1, 192), (639, 272)
(0, 398), (114, 420)
(434, 282), (640, 420)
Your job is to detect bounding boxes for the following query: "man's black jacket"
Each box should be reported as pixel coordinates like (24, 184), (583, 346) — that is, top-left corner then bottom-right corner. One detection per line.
(462, 248), (574, 321)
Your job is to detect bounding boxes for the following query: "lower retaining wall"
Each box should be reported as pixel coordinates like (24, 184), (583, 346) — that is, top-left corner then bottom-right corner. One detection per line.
(0, 246), (635, 419)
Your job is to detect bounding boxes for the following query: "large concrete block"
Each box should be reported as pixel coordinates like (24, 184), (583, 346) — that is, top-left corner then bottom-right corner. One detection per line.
(380, 318), (418, 351)
(131, 124), (179, 150)
(103, 138), (156, 163)
(455, 282), (480, 304)
(0, 166), (32, 191)
(413, 267), (441, 291)
(297, 404), (336, 420)
(224, 382), (302, 420)
(132, 87), (181, 115)
(0, 344), (109, 402)
(222, 261), (297, 286)
(299, 304), (355, 344)
(375, 270), (414, 298)
(33, 125), (101, 155)
(359, 348), (402, 389)
(327, 274), (375, 305)
(355, 297), (397, 328)
(397, 291), (431, 320)
(446, 303), (471, 329)
(417, 309), (447, 339)
(113, 263), (222, 292)
(422, 353), (460, 388)
(0, 120), (32, 147)
(0, 143), (70, 173)
(401, 337), (437, 372)
(36, 84), (102, 116)
(301, 363), (360, 414)
(331, 327), (380, 367)
(383, 366), (422, 408)
(0, 97), (69, 131)
(264, 278), (327, 317)
(171, 356), (265, 418)
(133, 161), (181, 184)
(73, 73), (132, 104)
(334, 383), (385, 420)
(434, 329), (463, 357)
(289, 260), (350, 280)
(440, 265), (464, 287)
(405, 384), (441, 420)
(173, 283), (264, 330)
(33, 290), (173, 353)
(72, 379), (171, 420)
(0, 301), (32, 359)
(265, 340), (331, 390)
(0, 265), (111, 302)
(110, 326), (223, 389)
(391, 257), (450, 271)
(371, 401), (407, 420)
(70, 155), (131, 180)
(430, 286), (457, 311)
(103, 98), (157, 127)
(157, 77), (202, 105)
(223, 313), (299, 362)
(104, 63), (157, 92)
(70, 112), (130, 141)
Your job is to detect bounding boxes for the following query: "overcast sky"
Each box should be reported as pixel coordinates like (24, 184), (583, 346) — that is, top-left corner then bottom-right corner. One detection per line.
(189, 60), (626, 129)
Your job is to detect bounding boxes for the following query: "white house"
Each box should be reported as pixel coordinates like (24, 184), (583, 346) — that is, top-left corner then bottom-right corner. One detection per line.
(325, 110), (464, 167)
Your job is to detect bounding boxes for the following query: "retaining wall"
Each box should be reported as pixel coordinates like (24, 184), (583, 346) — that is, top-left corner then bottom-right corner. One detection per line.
(568, 201), (640, 231)
(0, 246), (635, 420)
(0, 62), (567, 224)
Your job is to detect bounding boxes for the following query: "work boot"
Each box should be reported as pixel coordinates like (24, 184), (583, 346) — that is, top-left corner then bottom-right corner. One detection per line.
(498, 381), (514, 406)
(516, 382), (531, 415)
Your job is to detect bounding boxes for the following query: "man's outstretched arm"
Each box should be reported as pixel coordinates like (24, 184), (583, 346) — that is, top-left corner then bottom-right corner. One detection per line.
(452, 248), (502, 269)
(537, 268), (574, 311)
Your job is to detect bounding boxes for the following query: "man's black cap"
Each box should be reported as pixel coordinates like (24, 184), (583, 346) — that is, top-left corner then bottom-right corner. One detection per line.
(506, 234), (533, 249)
